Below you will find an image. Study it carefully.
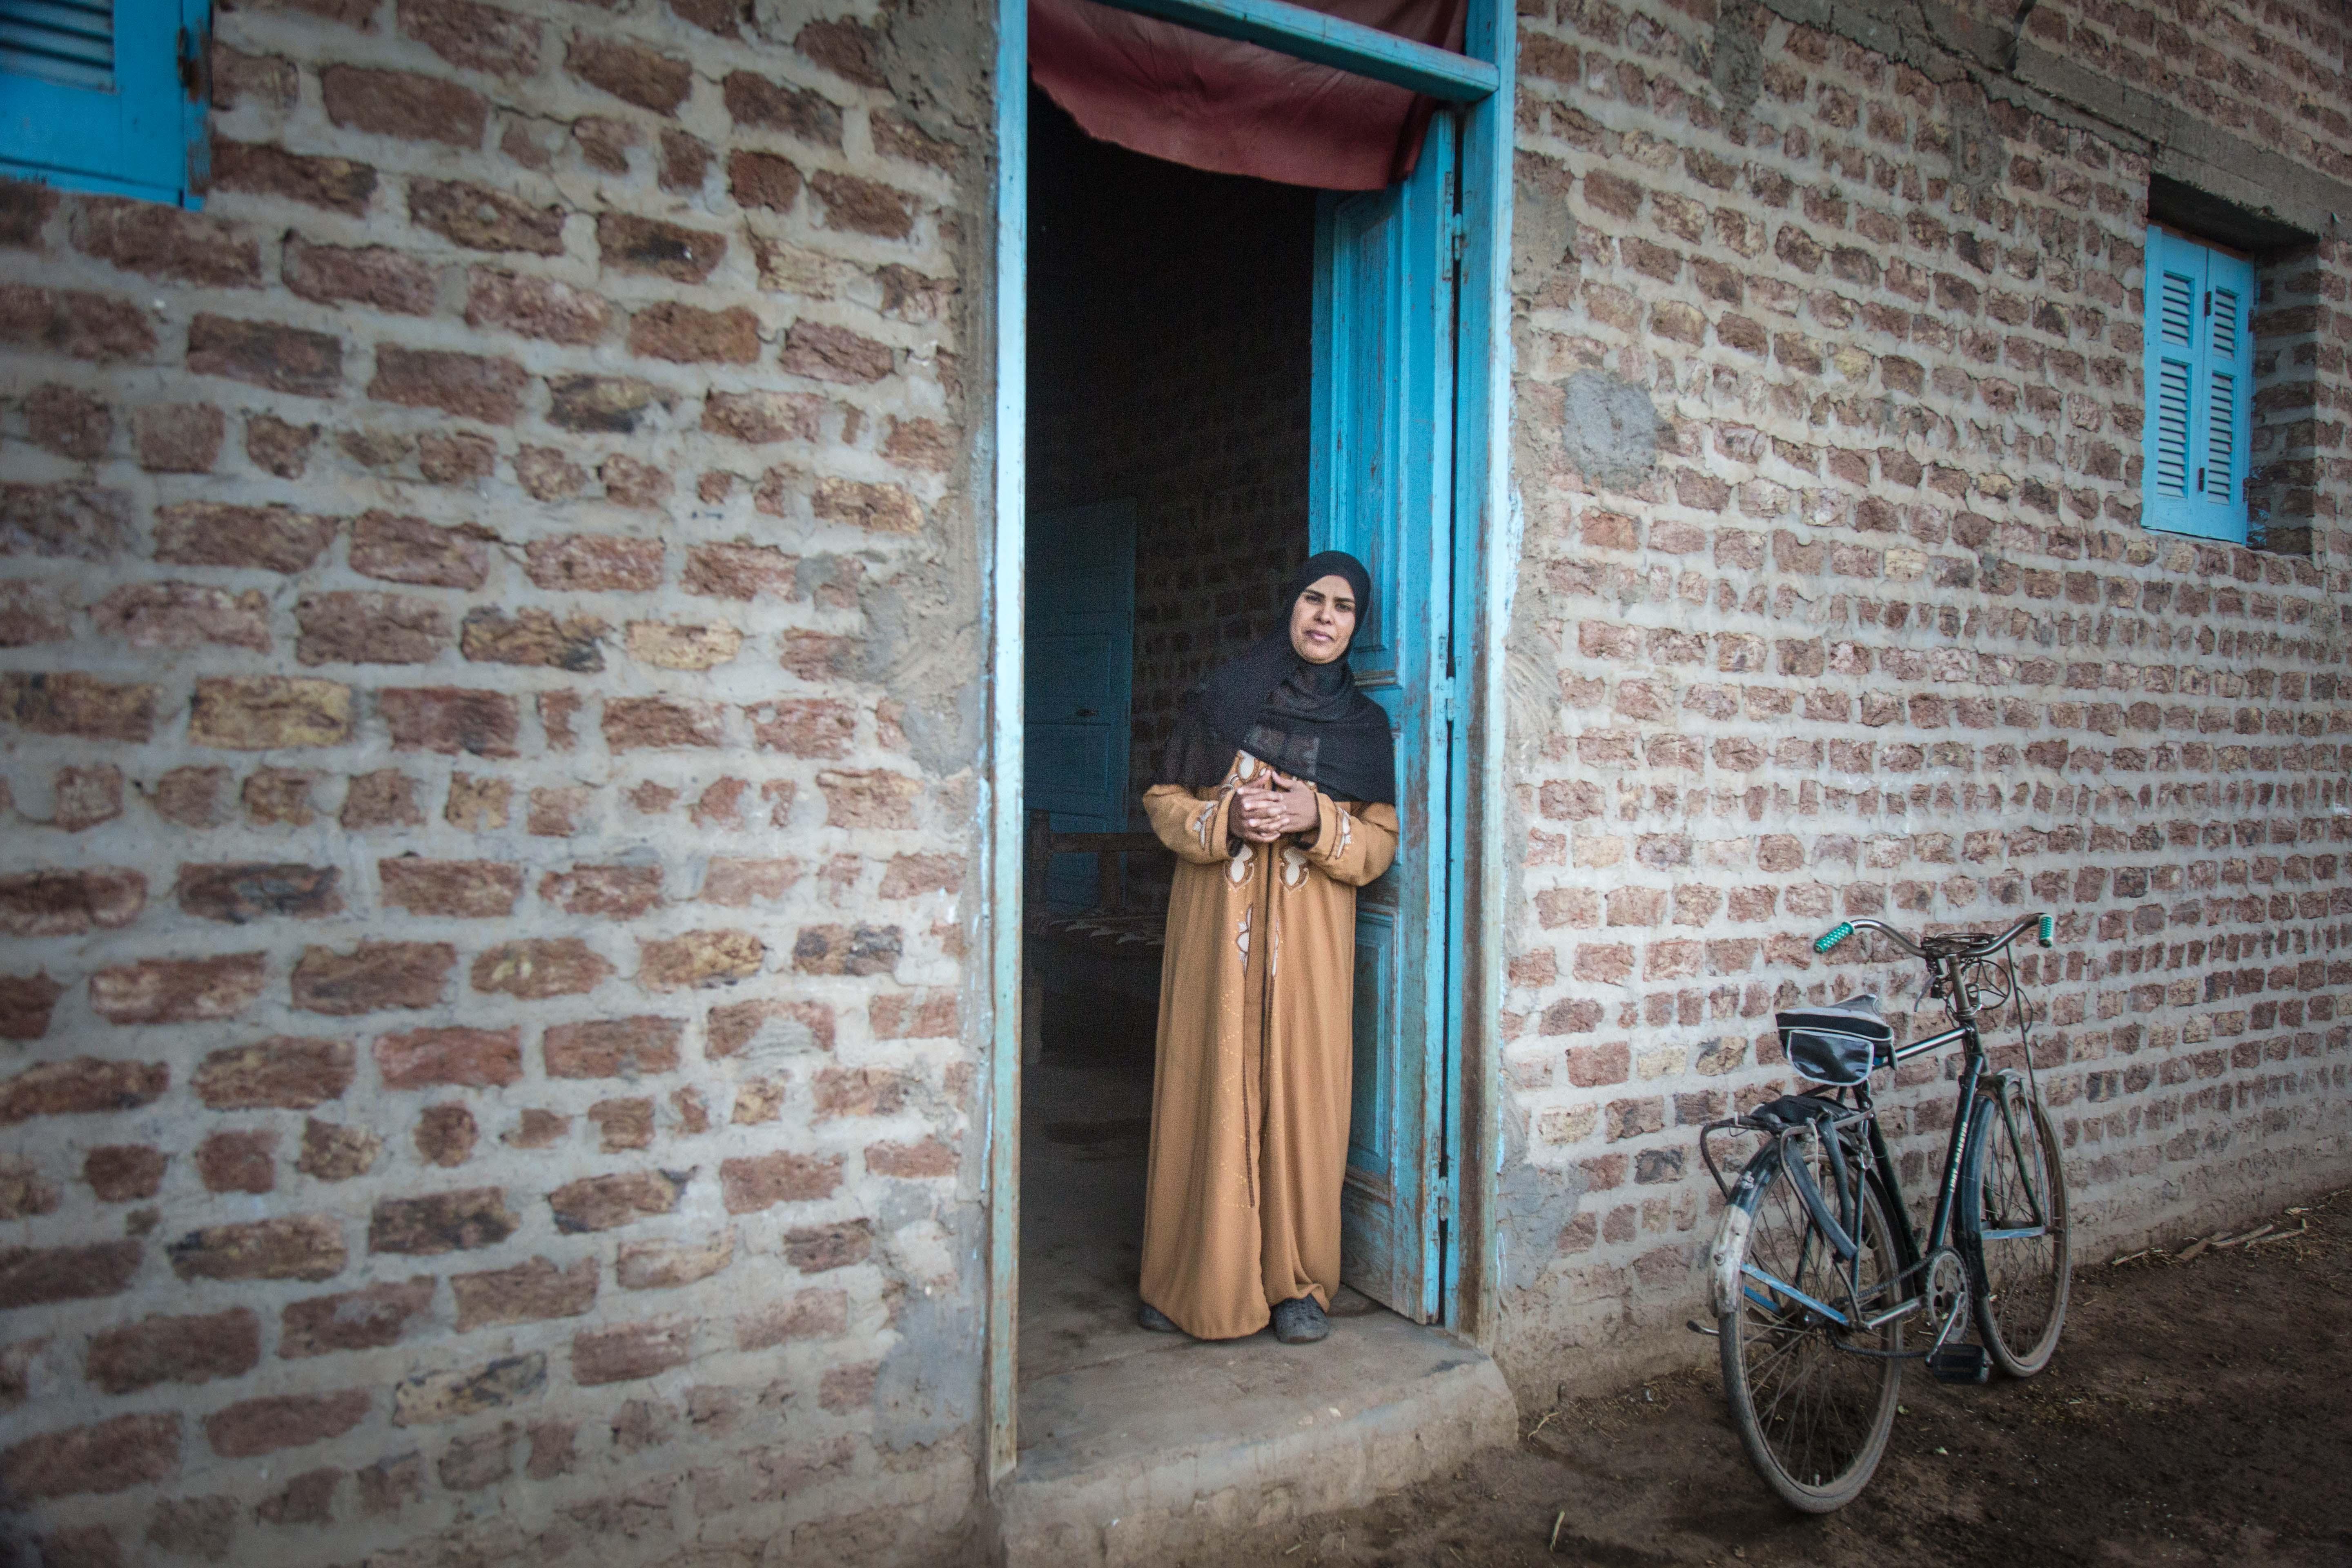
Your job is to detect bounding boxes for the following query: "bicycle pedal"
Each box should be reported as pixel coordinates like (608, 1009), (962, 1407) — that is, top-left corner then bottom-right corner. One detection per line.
(1927, 1344), (1990, 1384)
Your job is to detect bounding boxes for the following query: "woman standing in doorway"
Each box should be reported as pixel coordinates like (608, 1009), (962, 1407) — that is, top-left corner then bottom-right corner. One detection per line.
(1136, 552), (1399, 1344)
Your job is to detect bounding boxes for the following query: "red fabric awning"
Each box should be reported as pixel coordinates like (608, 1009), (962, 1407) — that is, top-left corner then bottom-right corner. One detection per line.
(1028, 0), (1469, 190)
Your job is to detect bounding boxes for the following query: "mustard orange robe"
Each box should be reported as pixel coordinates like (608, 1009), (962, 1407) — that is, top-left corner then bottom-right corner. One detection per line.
(1137, 751), (1400, 1340)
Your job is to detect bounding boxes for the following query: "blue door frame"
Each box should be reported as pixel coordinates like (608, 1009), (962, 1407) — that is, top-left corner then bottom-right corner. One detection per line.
(986, 0), (1515, 1480)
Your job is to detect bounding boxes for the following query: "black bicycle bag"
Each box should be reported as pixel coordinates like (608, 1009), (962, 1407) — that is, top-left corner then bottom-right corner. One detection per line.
(1775, 993), (1893, 1087)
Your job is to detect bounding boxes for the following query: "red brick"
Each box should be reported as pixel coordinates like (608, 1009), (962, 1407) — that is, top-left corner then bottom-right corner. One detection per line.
(782, 320), (892, 383)
(368, 344), (528, 422)
(398, 0), (541, 76)
(189, 675), (351, 748)
(795, 15), (884, 83)
(452, 1255), (597, 1330)
(0, 971), (60, 1041)
(793, 924), (902, 978)
(147, 1496), (236, 1557)
(408, 179), (567, 254)
(23, 383), (110, 459)
(735, 1287), (847, 1350)
(683, 541), (797, 601)
(209, 138), (378, 215)
(419, 429), (495, 482)
(0, 282), (156, 361)
(873, 111), (956, 170)
(381, 687), (520, 756)
(91, 582), (270, 650)
(167, 1215), (345, 1281)
(783, 1219), (871, 1273)
(0, 176), (56, 244)
(283, 236), (438, 314)
(238, 767), (316, 826)
(0, 1414), (178, 1500)
(722, 69), (842, 141)
(811, 170), (913, 238)
(296, 590), (450, 664)
(342, 769), (425, 829)
(443, 772), (512, 830)
(700, 858), (800, 906)
(567, 36), (692, 112)
(572, 1321), (690, 1385)
(370, 1188), (518, 1254)
(203, 1389), (370, 1457)
(154, 501), (334, 570)
(49, 762), (121, 832)
(706, 996), (832, 1057)
(298, 1118), (381, 1181)
(460, 607), (607, 668)
(516, 445), (588, 500)
(87, 1308), (260, 1394)
(0, 1155), (57, 1220)
(544, 1016), (683, 1078)
(590, 1097), (654, 1152)
(728, 149), (804, 213)
(185, 313), (342, 396)
(379, 859), (521, 918)
(882, 416), (952, 469)
(89, 952), (264, 1024)
(817, 768), (918, 828)
(280, 1276), (435, 1358)
(472, 938), (613, 998)
(1, 481), (132, 563)
(748, 697), (856, 755)
(71, 199), (260, 287)
(548, 372), (673, 432)
(131, 403), (226, 471)
(547, 1169), (683, 1232)
(0, 672), (156, 741)
(321, 65), (487, 145)
(83, 1145), (164, 1200)
(292, 941), (454, 1015)
(603, 695), (724, 750)
(639, 929), (764, 989)
(376, 1025), (521, 1088)
(349, 510), (490, 588)
(465, 267), (611, 343)
(539, 862), (664, 919)
(256, 1468), (342, 1524)
(212, 41), (298, 108)
(0, 867), (145, 935)
(0, 1241), (142, 1306)
(416, 1101), (477, 1165)
(196, 1129), (276, 1193)
(868, 1137), (956, 1177)
(628, 301), (759, 363)
(574, 114), (638, 172)
(195, 1037), (354, 1109)
(720, 1151), (841, 1214)
(597, 215), (725, 286)
(870, 989), (955, 1038)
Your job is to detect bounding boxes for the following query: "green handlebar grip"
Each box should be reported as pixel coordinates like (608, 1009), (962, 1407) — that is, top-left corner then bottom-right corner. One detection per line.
(1814, 922), (1853, 955)
(2038, 913), (2054, 947)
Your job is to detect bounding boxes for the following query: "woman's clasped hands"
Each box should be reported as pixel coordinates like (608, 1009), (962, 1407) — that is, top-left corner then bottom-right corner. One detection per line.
(1233, 768), (1319, 845)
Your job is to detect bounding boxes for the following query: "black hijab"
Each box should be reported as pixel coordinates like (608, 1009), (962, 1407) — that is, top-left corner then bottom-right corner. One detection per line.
(1156, 551), (1396, 806)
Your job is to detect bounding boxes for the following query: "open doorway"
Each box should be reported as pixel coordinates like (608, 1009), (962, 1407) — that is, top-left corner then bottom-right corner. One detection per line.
(1017, 88), (1330, 1383)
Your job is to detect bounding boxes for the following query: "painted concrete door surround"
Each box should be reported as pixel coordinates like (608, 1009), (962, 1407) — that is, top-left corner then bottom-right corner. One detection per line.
(989, 0), (1516, 1479)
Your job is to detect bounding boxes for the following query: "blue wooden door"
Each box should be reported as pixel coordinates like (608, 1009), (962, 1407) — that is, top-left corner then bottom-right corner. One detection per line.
(1025, 501), (1136, 909)
(1311, 114), (1457, 1321)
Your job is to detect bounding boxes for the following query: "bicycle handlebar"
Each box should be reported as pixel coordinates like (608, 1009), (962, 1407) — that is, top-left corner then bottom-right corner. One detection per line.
(1813, 913), (2052, 958)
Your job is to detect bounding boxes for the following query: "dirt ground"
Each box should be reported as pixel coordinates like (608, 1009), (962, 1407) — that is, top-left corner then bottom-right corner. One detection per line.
(1212, 1187), (2352, 1568)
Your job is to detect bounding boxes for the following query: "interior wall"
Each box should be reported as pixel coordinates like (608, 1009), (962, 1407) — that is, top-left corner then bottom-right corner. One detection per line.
(1026, 91), (1317, 824)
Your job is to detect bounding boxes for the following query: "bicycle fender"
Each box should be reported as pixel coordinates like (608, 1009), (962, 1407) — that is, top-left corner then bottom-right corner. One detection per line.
(1709, 1152), (1775, 1317)
(1708, 1205), (1752, 1318)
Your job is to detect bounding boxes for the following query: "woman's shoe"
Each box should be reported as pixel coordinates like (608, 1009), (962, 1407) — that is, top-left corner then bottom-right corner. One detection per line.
(1138, 1301), (1180, 1333)
(1271, 1296), (1329, 1343)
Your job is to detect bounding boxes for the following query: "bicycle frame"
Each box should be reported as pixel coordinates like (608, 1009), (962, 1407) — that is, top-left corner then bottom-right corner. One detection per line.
(1705, 920), (2058, 1347)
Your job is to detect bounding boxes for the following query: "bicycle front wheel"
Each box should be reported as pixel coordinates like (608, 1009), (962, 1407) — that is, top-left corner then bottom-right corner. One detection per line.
(1962, 1079), (2070, 1376)
(1715, 1143), (1904, 1512)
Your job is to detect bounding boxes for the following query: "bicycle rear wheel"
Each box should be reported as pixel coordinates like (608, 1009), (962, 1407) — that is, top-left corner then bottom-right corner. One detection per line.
(1962, 1080), (2070, 1376)
(1715, 1141), (1904, 1512)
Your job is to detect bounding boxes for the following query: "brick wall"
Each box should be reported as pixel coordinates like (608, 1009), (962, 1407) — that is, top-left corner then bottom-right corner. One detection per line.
(1497, 0), (2352, 1385)
(1027, 93), (1314, 817)
(0, 0), (987, 1559)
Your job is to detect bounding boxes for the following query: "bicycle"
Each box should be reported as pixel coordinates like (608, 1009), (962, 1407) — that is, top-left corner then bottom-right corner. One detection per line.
(1695, 912), (2071, 1512)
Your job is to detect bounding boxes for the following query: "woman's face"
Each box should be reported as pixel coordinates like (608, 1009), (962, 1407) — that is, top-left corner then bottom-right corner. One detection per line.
(1289, 574), (1360, 665)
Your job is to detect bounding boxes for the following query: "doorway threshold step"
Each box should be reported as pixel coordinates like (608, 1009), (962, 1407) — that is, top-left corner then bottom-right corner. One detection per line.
(1000, 1310), (1516, 1566)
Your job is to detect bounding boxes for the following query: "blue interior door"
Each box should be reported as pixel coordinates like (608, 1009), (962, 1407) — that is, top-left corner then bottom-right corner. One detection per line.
(1311, 114), (1457, 1322)
(1025, 500), (1137, 909)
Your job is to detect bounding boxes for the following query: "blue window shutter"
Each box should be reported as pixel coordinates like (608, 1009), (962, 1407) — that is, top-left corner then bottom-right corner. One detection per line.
(2141, 225), (2251, 545)
(0, 0), (211, 207)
